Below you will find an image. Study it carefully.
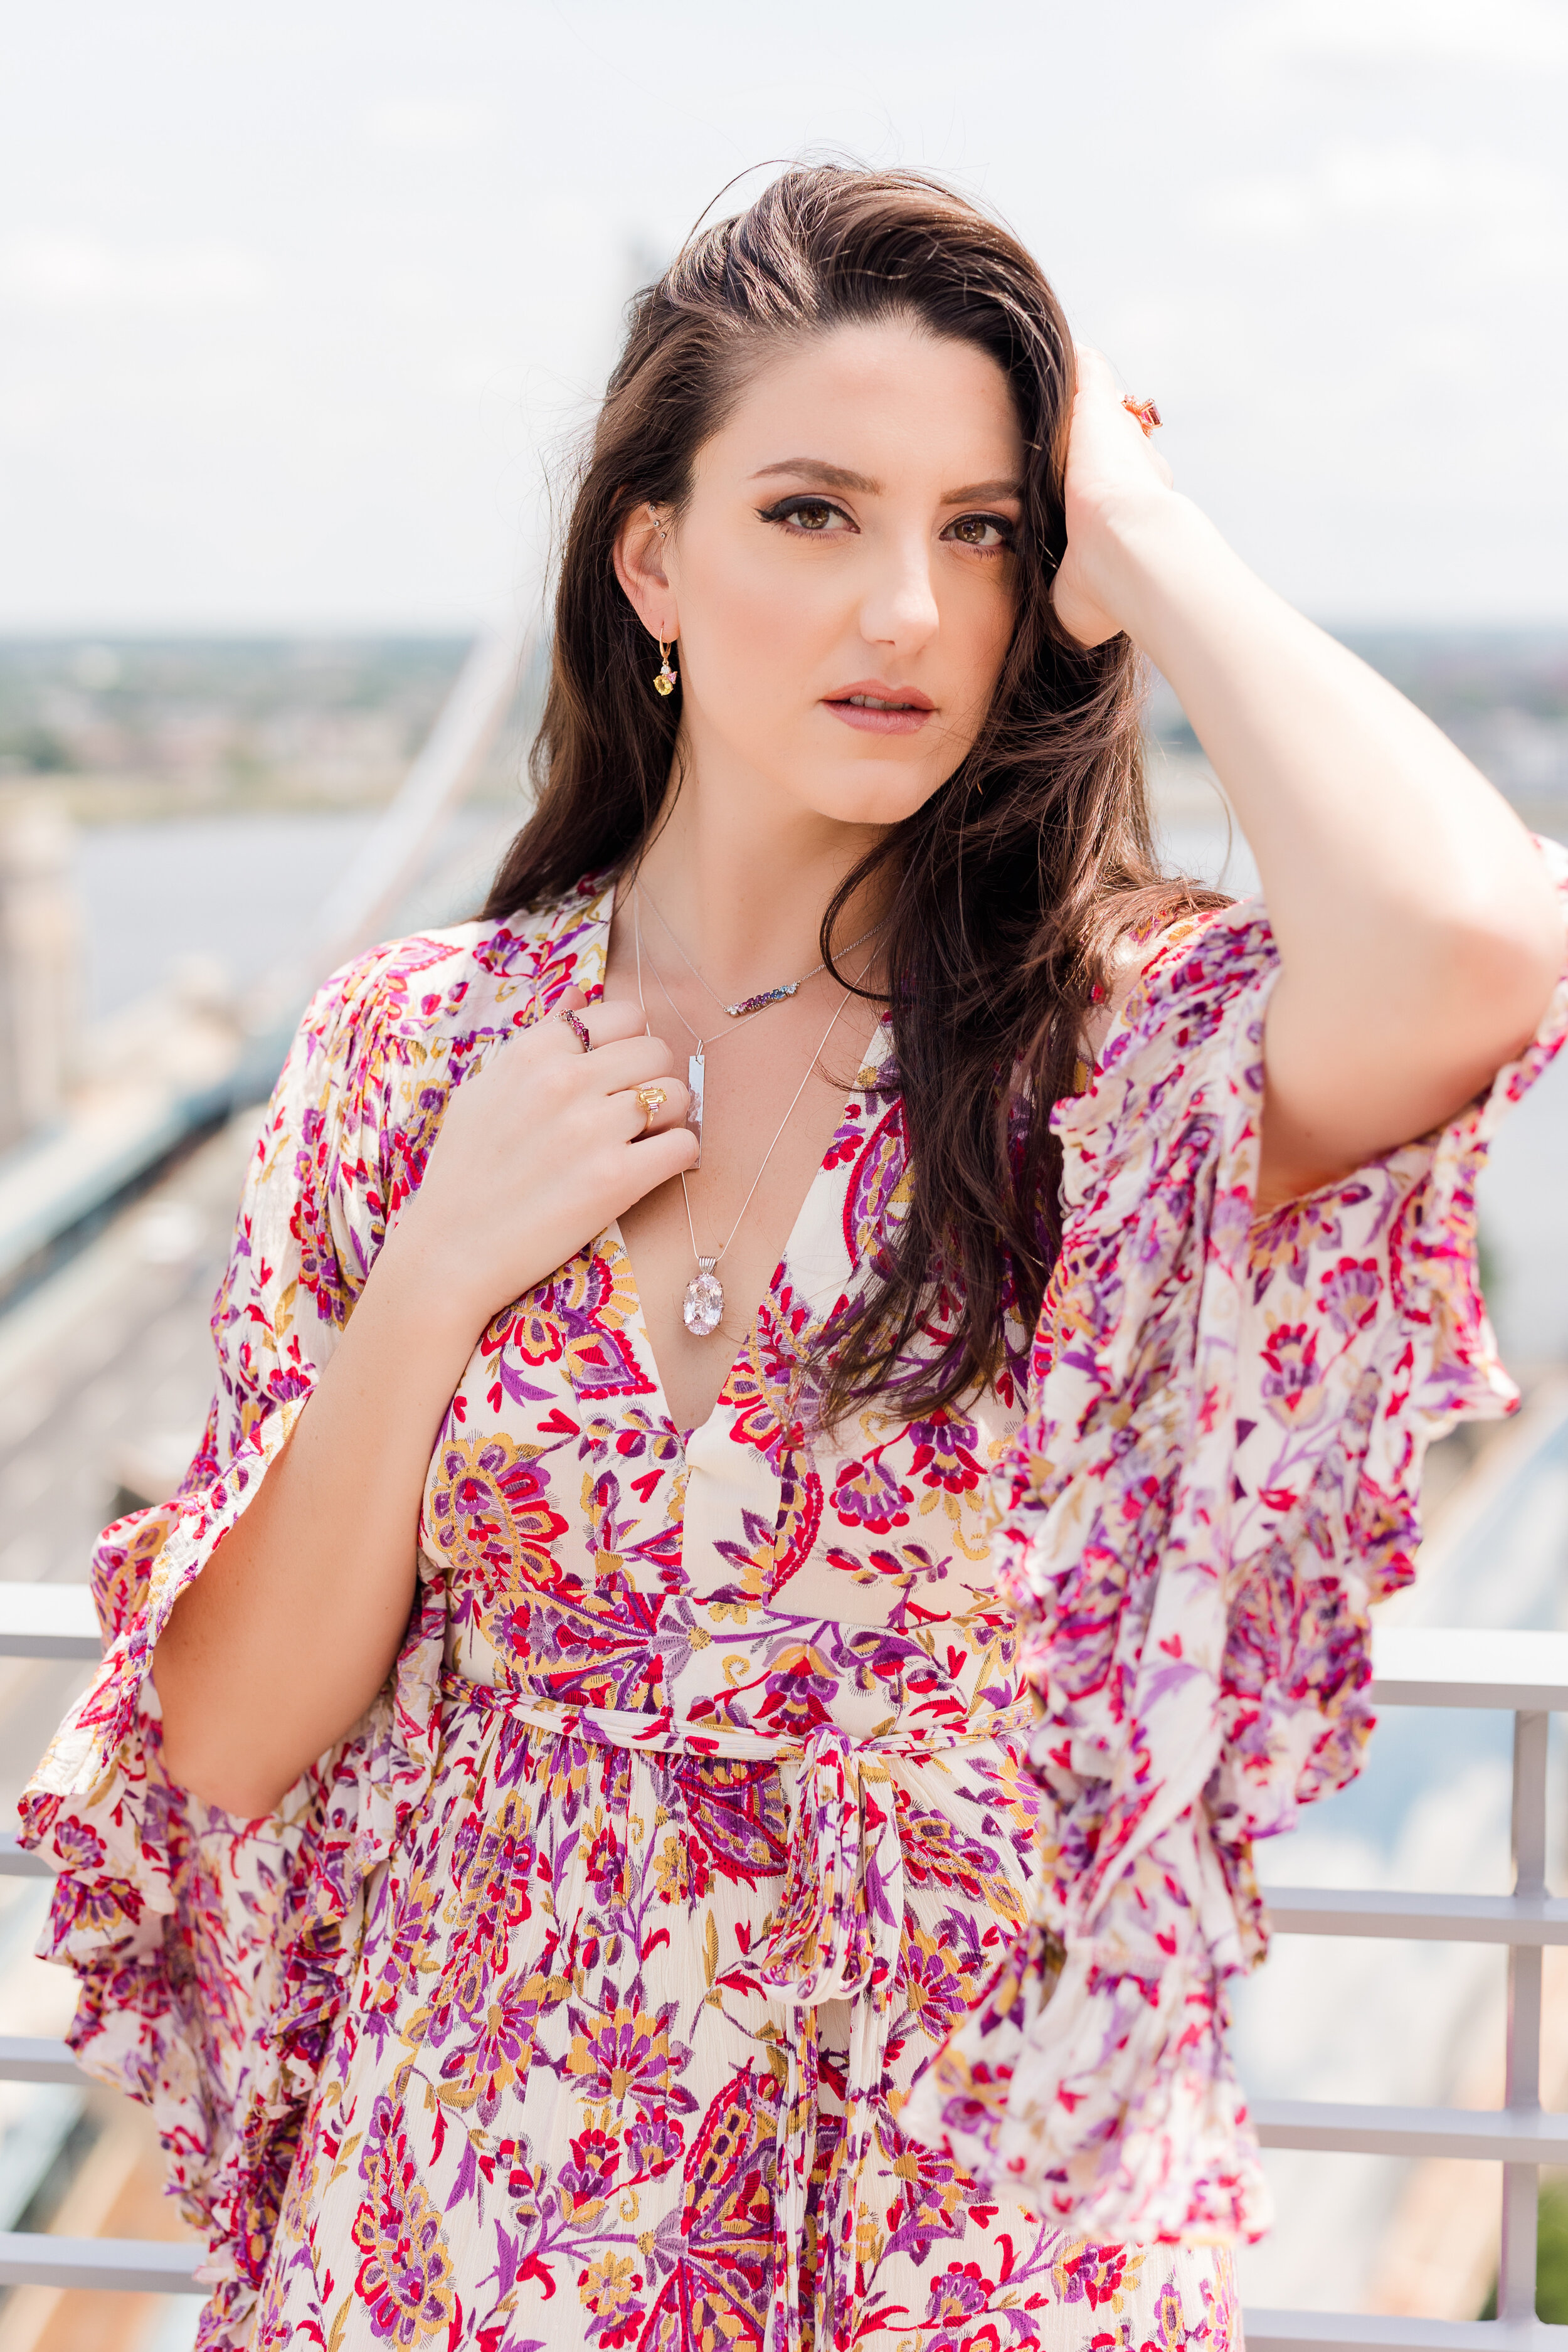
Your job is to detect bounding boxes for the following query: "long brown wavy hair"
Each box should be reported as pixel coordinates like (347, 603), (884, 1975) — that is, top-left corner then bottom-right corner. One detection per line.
(482, 163), (1215, 1417)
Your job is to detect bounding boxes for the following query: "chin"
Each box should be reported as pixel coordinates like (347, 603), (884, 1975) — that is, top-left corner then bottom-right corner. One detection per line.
(799, 764), (948, 830)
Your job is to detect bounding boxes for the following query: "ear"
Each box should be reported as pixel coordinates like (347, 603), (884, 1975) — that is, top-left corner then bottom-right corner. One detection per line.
(613, 502), (677, 643)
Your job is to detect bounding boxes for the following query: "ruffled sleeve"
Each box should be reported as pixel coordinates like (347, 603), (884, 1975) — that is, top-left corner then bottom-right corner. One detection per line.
(16, 948), (448, 2346)
(905, 840), (1568, 2246)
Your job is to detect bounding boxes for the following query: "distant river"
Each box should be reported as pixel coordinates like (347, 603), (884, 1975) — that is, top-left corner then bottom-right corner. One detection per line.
(75, 810), (384, 1020)
(73, 802), (518, 1016)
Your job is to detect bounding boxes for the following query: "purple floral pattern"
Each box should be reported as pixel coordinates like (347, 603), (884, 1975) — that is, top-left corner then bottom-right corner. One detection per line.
(22, 854), (1564, 2346)
(904, 846), (1568, 2248)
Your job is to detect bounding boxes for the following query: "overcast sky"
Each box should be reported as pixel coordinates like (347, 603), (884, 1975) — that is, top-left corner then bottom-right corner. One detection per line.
(2, 0), (1565, 632)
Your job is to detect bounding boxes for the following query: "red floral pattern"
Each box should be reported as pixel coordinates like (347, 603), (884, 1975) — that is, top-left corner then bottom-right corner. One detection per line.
(905, 847), (1568, 2249)
(25, 856), (1559, 2345)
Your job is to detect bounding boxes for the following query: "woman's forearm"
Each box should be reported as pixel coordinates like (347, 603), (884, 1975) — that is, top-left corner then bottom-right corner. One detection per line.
(1093, 491), (1560, 1184)
(152, 1234), (484, 1818)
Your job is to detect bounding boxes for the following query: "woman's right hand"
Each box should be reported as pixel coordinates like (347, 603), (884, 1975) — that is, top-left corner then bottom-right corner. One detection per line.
(381, 988), (697, 1337)
(155, 991), (694, 1818)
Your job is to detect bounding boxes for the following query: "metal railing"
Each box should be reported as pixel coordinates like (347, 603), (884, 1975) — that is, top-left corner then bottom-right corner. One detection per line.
(0, 1594), (1564, 2329)
(1250, 1626), (1568, 2352)
(0, 1581), (201, 2291)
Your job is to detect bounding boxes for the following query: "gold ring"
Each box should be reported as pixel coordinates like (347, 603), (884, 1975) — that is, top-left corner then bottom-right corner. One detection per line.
(634, 1083), (667, 1136)
(1123, 394), (1162, 436)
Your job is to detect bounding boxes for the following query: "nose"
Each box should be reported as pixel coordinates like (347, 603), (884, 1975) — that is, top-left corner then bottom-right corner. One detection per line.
(857, 529), (940, 654)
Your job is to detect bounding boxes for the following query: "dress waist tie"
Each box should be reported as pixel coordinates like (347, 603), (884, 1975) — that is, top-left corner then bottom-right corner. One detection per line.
(440, 1677), (1007, 2352)
(750, 1725), (904, 2352)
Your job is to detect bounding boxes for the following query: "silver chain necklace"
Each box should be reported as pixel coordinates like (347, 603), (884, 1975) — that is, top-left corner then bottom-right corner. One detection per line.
(635, 882), (882, 1165)
(633, 905), (773, 1166)
(638, 878), (882, 1019)
(631, 893), (866, 1338)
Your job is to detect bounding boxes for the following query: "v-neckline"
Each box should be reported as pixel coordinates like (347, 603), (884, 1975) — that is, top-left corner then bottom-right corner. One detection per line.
(571, 882), (895, 1454)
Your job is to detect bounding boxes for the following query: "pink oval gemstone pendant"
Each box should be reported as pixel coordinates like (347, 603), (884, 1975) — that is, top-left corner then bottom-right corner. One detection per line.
(682, 1257), (724, 1337)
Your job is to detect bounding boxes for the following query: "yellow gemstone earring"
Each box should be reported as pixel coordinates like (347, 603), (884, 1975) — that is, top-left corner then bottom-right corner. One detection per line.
(653, 638), (678, 697)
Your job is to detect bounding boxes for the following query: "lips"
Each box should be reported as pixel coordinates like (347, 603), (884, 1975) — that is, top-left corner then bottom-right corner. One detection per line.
(822, 679), (935, 737)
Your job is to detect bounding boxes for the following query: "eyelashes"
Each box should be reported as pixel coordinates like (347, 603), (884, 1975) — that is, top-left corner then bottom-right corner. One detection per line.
(756, 494), (1015, 552)
(943, 513), (1014, 552)
(757, 494), (850, 535)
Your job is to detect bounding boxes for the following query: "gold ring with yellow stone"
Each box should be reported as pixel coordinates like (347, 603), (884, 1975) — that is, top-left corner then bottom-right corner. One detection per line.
(633, 1084), (667, 1136)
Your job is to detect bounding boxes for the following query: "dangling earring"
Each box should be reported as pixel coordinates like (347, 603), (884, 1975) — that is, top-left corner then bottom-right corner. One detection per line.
(653, 637), (678, 697)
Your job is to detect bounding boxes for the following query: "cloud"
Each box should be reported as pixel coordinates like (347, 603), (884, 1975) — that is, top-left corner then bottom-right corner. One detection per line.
(363, 97), (494, 153)
(0, 234), (272, 311)
(1195, 140), (1562, 255)
(1240, 0), (1568, 72)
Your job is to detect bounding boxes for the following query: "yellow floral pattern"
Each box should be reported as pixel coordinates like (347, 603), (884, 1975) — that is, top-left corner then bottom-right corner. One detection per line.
(33, 857), (1549, 2346)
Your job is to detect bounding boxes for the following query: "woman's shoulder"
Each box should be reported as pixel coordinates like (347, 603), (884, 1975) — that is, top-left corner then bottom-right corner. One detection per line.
(300, 878), (613, 1071)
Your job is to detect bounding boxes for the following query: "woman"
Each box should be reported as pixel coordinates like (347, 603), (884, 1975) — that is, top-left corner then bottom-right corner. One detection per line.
(21, 167), (1564, 2351)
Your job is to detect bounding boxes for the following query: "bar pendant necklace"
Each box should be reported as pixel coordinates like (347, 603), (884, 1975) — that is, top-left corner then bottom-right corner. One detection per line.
(635, 882), (880, 1168)
(630, 893), (861, 1338)
(633, 898), (789, 1170)
(686, 1045), (706, 1163)
(679, 982), (856, 1336)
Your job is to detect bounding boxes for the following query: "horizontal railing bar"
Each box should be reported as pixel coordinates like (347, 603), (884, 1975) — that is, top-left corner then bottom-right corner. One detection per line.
(0, 1830), (54, 1878)
(0, 1583), (100, 1659)
(1254, 2099), (1568, 2161)
(0, 2231), (202, 2292)
(0, 2037), (85, 2085)
(1372, 1627), (1568, 1710)
(4, 1604), (1568, 1695)
(1266, 1886), (1568, 1944)
(1246, 2312), (1568, 2351)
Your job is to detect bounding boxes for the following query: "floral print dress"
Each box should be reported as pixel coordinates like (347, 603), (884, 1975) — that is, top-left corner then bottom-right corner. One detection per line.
(19, 856), (1568, 2352)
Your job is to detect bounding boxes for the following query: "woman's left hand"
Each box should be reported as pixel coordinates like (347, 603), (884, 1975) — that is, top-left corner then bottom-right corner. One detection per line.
(1051, 344), (1173, 649)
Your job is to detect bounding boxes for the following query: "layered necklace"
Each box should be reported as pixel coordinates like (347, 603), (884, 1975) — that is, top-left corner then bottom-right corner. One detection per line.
(630, 887), (879, 1337)
(637, 882), (882, 1163)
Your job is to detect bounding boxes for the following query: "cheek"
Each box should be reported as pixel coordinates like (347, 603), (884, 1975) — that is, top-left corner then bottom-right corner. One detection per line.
(682, 540), (829, 714)
(950, 571), (1017, 712)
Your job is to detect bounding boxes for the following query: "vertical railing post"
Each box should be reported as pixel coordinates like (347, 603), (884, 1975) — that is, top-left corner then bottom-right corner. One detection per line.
(1502, 1707), (1550, 2326)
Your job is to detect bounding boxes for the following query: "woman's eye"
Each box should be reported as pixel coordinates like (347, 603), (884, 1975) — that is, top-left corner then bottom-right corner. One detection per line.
(760, 496), (852, 535)
(943, 512), (1014, 551)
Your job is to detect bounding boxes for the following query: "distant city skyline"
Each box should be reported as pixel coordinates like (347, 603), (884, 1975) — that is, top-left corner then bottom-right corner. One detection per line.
(2, 0), (1565, 630)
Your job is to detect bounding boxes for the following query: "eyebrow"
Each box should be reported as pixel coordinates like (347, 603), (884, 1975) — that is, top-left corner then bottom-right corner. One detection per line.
(751, 458), (1024, 503)
(752, 458), (879, 494)
(943, 477), (1025, 503)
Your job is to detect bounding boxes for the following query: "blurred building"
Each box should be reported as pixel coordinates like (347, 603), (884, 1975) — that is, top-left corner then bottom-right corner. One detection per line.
(0, 803), (78, 1152)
